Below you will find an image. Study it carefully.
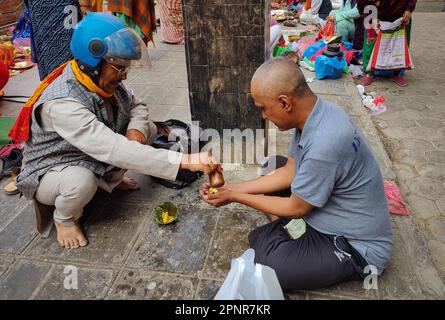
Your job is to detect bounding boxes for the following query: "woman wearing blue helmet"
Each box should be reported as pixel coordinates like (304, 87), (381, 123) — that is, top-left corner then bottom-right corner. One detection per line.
(13, 13), (218, 250)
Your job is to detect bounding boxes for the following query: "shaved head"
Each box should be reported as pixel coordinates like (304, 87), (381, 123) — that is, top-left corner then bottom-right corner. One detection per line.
(250, 57), (317, 131)
(251, 57), (311, 98)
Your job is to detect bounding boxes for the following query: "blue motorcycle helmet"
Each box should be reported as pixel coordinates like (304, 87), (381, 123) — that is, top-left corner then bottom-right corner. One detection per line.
(70, 13), (151, 79)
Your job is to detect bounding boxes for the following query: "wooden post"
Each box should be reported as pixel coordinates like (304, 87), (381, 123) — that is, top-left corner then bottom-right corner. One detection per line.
(182, 0), (271, 133)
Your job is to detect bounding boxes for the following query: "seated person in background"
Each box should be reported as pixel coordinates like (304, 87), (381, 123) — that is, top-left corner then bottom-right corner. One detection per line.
(328, 0), (360, 42)
(200, 58), (393, 290)
(299, 0), (333, 25)
(270, 17), (283, 58)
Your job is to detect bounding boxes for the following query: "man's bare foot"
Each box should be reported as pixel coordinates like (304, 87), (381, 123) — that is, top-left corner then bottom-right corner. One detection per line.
(54, 222), (88, 249)
(116, 177), (140, 190)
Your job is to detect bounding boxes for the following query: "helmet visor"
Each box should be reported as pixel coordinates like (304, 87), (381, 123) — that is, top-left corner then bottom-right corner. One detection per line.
(103, 28), (152, 69)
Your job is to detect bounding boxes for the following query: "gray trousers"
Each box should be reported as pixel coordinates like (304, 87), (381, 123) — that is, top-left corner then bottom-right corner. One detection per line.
(34, 123), (158, 229)
(35, 165), (125, 226)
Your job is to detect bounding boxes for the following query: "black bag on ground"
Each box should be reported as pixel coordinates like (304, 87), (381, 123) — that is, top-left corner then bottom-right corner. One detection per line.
(151, 119), (205, 189)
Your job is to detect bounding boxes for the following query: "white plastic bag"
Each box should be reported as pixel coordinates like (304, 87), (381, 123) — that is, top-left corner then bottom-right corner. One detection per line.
(214, 249), (284, 300)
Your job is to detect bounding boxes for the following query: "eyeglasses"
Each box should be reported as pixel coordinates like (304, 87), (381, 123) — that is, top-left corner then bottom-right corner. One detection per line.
(109, 64), (130, 75)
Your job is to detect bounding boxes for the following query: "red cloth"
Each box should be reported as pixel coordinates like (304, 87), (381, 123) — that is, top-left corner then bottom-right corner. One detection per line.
(317, 20), (335, 41)
(384, 180), (409, 216)
(8, 62), (69, 142)
(0, 62), (9, 91)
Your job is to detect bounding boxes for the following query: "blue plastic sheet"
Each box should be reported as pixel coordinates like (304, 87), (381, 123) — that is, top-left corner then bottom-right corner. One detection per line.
(303, 40), (326, 60)
(342, 40), (353, 51)
(315, 55), (347, 80)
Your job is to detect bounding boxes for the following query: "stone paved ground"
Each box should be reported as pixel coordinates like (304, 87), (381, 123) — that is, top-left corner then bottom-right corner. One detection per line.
(415, 0), (445, 13)
(365, 12), (445, 285)
(0, 12), (444, 300)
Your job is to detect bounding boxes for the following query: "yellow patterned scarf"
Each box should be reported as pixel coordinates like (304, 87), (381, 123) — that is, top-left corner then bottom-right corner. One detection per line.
(70, 60), (112, 98)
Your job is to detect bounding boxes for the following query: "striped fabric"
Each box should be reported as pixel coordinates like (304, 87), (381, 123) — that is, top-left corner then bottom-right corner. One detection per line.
(158, 0), (184, 44)
(107, 0), (157, 43)
(25, 0), (82, 80)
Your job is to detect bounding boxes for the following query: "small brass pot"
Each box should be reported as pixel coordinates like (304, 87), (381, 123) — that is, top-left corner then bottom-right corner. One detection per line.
(209, 171), (225, 188)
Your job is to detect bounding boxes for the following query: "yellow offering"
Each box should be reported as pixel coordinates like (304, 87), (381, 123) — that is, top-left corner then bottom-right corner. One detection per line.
(161, 211), (176, 224)
(208, 187), (218, 194)
(154, 202), (179, 225)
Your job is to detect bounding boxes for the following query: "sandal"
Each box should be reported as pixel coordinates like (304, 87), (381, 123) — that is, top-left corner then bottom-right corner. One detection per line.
(360, 75), (375, 86)
(3, 167), (20, 195)
(391, 76), (408, 87)
(0, 148), (23, 176)
(4, 179), (19, 195)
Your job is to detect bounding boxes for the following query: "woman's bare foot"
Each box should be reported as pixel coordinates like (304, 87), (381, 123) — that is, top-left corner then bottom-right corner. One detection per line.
(116, 177), (140, 190)
(54, 222), (88, 249)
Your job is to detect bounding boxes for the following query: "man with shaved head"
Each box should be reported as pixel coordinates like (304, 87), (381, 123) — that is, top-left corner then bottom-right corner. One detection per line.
(200, 57), (393, 290)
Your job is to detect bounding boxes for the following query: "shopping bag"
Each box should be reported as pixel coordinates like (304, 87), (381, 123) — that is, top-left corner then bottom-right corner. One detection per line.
(214, 249), (284, 300)
(367, 20), (413, 72)
(317, 20), (335, 41)
(315, 55), (346, 80)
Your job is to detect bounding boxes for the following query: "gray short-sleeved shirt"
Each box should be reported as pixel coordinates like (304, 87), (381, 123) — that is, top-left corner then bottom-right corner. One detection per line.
(288, 97), (393, 274)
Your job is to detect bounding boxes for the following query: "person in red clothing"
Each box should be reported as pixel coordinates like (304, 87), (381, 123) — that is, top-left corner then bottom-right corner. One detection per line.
(359, 0), (417, 87)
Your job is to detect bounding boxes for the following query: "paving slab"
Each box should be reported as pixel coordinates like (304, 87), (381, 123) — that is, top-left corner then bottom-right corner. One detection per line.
(24, 202), (151, 267)
(0, 191), (31, 235)
(0, 254), (15, 278)
(34, 265), (117, 300)
(202, 209), (269, 280)
(0, 260), (52, 300)
(0, 204), (37, 254)
(108, 270), (197, 300)
(194, 279), (223, 300)
(126, 206), (218, 274)
(110, 171), (165, 204)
